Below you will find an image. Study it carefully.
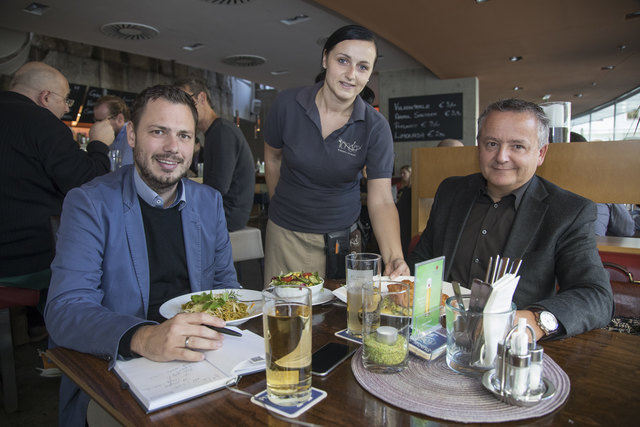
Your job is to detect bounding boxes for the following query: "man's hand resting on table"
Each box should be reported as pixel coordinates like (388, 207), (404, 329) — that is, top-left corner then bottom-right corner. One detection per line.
(130, 312), (227, 362)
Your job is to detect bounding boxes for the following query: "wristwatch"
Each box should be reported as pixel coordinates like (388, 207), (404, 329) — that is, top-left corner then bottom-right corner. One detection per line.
(533, 310), (559, 338)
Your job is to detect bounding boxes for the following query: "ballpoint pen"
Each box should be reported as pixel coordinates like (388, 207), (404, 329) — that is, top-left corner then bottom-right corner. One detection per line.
(203, 325), (242, 337)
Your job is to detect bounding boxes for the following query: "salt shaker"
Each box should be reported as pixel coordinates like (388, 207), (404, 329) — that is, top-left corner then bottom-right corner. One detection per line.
(505, 318), (530, 399)
(528, 343), (544, 394)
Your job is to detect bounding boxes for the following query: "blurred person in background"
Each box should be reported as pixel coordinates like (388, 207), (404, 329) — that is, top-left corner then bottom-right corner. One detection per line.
(176, 77), (254, 232)
(0, 61), (113, 340)
(93, 94), (133, 166)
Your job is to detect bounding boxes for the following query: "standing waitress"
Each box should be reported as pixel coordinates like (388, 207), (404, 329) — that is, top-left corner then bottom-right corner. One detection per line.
(263, 25), (409, 282)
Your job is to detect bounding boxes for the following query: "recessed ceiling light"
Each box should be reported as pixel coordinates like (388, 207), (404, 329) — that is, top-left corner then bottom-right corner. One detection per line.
(513, 86), (523, 91)
(601, 65), (615, 71)
(23, 2), (50, 15)
(270, 70), (289, 76)
(542, 94), (551, 101)
(281, 14), (310, 25)
(183, 43), (205, 51)
(592, 82), (597, 86)
(574, 93), (583, 98)
(509, 56), (523, 62)
(475, 0), (490, 3)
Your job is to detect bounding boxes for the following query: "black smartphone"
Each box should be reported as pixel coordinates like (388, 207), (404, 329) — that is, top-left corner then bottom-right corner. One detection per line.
(311, 342), (356, 376)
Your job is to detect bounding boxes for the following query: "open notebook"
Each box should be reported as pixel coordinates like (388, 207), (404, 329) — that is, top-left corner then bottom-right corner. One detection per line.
(113, 328), (265, 412)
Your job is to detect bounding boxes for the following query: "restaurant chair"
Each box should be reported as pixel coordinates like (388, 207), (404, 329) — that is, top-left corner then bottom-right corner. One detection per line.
(0, 285), (40, 413)
(229, 226), (265, 286)
(601, 259), (640, 319)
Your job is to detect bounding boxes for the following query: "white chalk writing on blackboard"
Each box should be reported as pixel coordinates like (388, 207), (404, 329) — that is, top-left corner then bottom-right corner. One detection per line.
(389, 93), (463, 142)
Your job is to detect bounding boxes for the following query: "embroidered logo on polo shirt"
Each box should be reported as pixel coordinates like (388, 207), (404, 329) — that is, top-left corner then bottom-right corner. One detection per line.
(337, 137), (362, 157)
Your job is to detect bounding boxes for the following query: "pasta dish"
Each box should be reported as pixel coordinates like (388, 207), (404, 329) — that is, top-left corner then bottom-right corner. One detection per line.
(181, 290), (252, 321)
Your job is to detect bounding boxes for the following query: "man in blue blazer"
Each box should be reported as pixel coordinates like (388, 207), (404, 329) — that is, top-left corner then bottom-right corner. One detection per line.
(408, 99), (613, 342)
(45, 85), (241, 426)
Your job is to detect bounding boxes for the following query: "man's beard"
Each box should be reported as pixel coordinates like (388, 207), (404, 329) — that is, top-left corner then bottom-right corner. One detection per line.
(135, 150), (189, 195)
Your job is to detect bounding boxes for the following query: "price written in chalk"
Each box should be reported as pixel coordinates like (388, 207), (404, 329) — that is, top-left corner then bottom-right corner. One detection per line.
(389, 93), (463, 142)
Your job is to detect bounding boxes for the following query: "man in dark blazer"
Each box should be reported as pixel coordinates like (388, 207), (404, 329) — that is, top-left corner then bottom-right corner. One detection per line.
(408, 99), (613, 341)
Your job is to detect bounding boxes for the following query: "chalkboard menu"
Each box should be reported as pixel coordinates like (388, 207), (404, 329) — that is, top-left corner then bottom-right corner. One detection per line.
(61, 84), (87, 122)
(388, 93), (463, 142)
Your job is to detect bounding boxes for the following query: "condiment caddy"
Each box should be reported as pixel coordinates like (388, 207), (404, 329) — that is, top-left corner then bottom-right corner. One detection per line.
(481, 318), (556, 406)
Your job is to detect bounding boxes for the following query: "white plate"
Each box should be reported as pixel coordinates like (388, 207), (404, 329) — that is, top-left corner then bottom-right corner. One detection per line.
(332, 276), (414, 303)
(312, 288), (334, 306)
(331, 277), (468, 304)
(159, 289), (263, 326)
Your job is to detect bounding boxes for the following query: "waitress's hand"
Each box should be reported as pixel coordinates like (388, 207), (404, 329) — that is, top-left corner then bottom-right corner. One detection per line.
(384, 258), (410, 278)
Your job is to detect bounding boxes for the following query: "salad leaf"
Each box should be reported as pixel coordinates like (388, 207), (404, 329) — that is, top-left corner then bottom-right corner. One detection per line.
(270, 271), (323, 287)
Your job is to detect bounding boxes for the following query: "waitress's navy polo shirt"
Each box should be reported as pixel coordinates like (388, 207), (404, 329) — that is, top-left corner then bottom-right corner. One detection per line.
(264, 82), (394, 234)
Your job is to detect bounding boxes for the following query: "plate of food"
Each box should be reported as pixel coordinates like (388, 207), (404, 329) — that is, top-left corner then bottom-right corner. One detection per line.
(268, 271), (324, 299)
(158, 289), (262, 326)
(331, 277), (465, 306)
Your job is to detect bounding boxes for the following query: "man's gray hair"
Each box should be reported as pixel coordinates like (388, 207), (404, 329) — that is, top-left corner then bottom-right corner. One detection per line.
(477, 99), (550, 149)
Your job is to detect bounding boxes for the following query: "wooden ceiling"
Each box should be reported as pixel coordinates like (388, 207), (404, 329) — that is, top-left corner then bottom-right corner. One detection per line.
(0, 0), (638, 116)
(317, 0), (640, 115)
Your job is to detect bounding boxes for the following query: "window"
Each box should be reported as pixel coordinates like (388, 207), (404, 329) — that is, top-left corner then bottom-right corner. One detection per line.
(572, 87), (640, 141)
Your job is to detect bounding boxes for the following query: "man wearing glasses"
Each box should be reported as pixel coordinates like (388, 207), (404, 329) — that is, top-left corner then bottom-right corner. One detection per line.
(93, 94), (133, 167)
(0, 61), (114, 340)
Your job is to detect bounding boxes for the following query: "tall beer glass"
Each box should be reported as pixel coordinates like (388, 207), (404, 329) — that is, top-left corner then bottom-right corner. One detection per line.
(346, 253), (381, 337)
(262, 285), (312, 405)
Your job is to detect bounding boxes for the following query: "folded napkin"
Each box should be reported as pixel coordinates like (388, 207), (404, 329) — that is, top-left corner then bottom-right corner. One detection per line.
(480, 274), (520, 366)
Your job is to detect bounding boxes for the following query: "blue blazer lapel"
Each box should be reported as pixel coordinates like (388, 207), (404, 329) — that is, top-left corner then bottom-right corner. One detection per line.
(181, 194), (203, 292)
(122, 169), (151, 315)
(503, 176), (549, 258)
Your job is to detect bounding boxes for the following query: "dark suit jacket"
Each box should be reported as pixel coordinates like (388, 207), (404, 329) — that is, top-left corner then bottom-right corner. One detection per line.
(408, 173), (613, 339)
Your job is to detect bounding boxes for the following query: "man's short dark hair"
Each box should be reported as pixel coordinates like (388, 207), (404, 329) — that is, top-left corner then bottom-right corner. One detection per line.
(174, 77), (214, 109)
(94, 94), (130, 121)
(477, 98), (550, 148)
(130, 85), (197, 130)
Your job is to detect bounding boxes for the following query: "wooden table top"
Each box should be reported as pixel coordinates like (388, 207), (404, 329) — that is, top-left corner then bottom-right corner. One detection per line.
(47, 280), (640, 426)
(596, 235), (640, 255)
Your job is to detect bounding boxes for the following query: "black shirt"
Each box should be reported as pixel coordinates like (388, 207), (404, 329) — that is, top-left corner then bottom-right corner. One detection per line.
(138, 196), (191, 322)
(450, 180), (531, 288)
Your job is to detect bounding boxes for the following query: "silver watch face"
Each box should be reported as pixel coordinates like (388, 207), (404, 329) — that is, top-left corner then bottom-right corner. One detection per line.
(540, 311), (558, 332)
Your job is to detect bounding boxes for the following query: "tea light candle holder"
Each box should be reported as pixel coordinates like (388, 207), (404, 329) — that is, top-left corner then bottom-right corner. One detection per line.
(376, 326), (398, 345)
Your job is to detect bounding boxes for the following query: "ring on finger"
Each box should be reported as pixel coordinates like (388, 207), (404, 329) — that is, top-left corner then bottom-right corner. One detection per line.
(185, 336), (190, 348)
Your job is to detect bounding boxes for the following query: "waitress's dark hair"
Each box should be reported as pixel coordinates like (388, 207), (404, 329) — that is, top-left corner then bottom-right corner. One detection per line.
(317, 25), (378, 80)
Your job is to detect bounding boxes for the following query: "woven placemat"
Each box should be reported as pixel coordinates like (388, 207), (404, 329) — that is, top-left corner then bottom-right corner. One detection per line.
(351, 348), (570, 423)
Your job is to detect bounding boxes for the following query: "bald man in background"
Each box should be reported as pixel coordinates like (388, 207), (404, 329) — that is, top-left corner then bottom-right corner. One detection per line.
(437, 138), (464, 147)
(0, 61), (114, 337)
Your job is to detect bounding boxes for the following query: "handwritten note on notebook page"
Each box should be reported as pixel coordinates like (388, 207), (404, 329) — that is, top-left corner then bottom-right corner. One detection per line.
(113, 327), (265, 412)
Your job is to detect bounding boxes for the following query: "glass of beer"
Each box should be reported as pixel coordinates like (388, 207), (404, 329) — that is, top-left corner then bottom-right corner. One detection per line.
(346, 253), (381, 337)
(262, 285), (312, 406)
